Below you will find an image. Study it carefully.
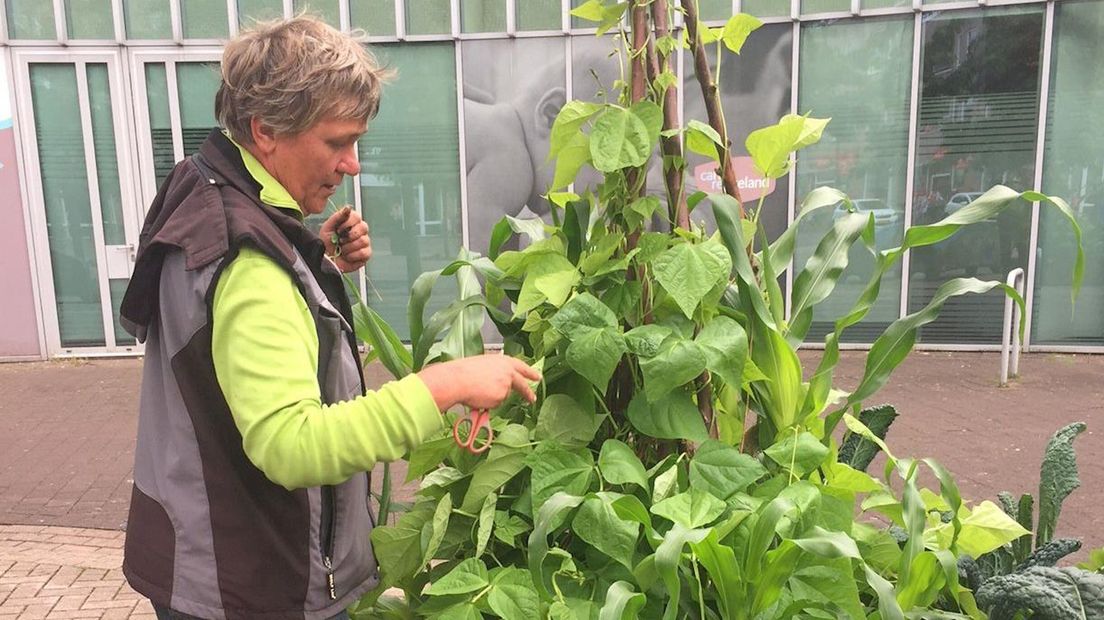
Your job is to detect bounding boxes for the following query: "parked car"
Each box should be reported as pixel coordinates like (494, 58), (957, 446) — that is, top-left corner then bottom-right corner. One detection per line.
(944, 191), (984, 216)
(834, 198), (900, 227)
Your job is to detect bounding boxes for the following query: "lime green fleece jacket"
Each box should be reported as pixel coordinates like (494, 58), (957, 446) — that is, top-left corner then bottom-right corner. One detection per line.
(210, 139), (442, 490)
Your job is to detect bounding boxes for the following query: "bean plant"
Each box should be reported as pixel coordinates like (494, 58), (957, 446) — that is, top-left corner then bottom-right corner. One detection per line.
(347, 1), (1085, 618)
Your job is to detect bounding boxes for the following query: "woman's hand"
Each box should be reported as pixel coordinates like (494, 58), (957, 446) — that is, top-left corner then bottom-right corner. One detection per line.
(320, 206), (372, 273)
(417, 354), (541, 412)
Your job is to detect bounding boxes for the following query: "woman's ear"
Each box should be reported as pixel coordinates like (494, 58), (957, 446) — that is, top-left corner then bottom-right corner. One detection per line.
(249, 117), (278, 155)
(533, 87), (566, 140)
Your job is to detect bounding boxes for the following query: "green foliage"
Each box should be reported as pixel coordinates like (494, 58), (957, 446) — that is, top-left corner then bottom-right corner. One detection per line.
(349, 4), (1086, 618)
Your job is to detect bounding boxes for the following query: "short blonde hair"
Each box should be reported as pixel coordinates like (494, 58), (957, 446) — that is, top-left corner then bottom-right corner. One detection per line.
(215, 15), (393, 143)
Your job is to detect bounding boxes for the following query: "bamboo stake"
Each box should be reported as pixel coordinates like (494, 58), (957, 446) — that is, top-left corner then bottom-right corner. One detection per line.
(648, 0), (690, 230)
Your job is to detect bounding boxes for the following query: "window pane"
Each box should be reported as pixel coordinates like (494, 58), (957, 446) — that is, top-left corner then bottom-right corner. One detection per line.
(461, 0), (505, 32)
(1034, 0), (1104, 346)
(683, 23), (794, 243)
(30, 64), (105, 347)
(145, 63), (175, 189)
(125, 0), (173, 38)
(463, 38), (565, 254)
(6, 0), (56, 39)
(176, 63), (221, 156)
(516, 0), (559, 31)
(908, 7), (1044, 344)
(864, 0), (909, 10)
(406, 0), (451, 34)
(66, 0), (115, 39)
(360, 43), (462, 339)
(110, 280), (136, 346)
(237, 0), (285, 25)
(699, 0), (732, 21)
(87, 64), (126, 247)
(743, 0), (789, 19)
(294, 0), (341, 27)
(795, 17), (913, 343)
(802, 0), (849, 15)
(350, 0), (395, 36)
(182, 0), (229, 38)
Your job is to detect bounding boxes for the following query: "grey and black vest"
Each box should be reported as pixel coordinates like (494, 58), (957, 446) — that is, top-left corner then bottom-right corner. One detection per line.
(120, 130), (378, 620)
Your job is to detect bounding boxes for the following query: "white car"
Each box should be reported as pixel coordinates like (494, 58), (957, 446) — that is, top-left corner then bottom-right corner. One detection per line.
(944, 191), (984, 216)
(835, 198), (899, 228)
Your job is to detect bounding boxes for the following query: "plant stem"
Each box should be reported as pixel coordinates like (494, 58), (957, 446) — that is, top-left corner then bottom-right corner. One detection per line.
(379, 462), (392, 525)
(647, 0), (689, 229)
(681, 0), (744, 218)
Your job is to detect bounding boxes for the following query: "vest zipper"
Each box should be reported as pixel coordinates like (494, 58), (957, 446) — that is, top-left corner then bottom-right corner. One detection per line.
(320, 485), (337, 600)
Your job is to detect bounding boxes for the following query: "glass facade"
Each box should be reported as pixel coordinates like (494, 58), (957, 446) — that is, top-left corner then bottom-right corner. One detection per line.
(360, 43), (463, 338)
(796, 17), (913, 343)
(29, 64), (104, 347)
(4, 1), (1102, 354)
(1034, 0), (1104, 346)
(67, 0), (115, 39)
(908, 7), (1044, 344)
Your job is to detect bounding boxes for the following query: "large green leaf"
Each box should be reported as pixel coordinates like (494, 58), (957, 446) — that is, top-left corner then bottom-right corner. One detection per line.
(349, 289), (412, 379)
(652, 237), (732, 319)
(487, 567), (540, 620)
(976, 566), (1104, 619)
(710, 194), (777, 330)
(787, 559), (866, 620)
(630, 100), (663, 149)
(744, 115), (803, 180)
(599, 439), (650, 491)
(749, 318), (805, 432)
(639, 336), (707, 402)
(549, 101), (602, 160)
(550, 292), (618, 337)
(651, 487), (726, 529)
(566, 327), (627, 390)
(421, 494), (453, 566)
(788, 211), (872, 342)
(1037, 422), (1086, 548)
(475, 493), (496, 558)
(848, 278), (1024, 407)
(535, 394), (600, 448)
(433, 251), (485, 362)
(721, 13), (763, 54)
(626, 390), (709, 442)
(598, 581), (646, 620)
(516, 253), (580, 316)
(623, 324), (673, 357)
(574, 496), (640, 569)
(766, 186), (851, 274)
(896, 551), (946, 611)
(460, 424), (531, 513)
(406, 435), (457, 482)
(765, 431), (830, 478)
(929, 500), (1030, 559)
(690, 531), (745, 618)
(685, 119), (723, 162)
(689, 440), (767, 500)
(425, 558), (489, 596)
(695, 315), (748, 389)
(528, 492), (585, 599)
(528, 444), (595, 513)
(655, 523), (710, 620)
(590, 106), (652, 172)
(370, 502), (435, 585)
(553, 131), (592, 190)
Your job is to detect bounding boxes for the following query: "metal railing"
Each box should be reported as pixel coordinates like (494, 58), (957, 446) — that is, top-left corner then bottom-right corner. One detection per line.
(1000, 267), (1025, 386)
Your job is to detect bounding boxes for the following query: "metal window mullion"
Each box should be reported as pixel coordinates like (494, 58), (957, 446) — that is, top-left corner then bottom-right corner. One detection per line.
(455, 40), (471, 250)
(75, 61), (120, 350)
(165, 61), (185, 162)
(171, 0), (183, 42)
(505, 0), (514, 35)
(105, 53), (143, 248)
(0, 0), (9, 43)
(784, 21), (799, 322)
(1024, 0), (1055, 351)
(450, 0), (460, 36)
(112, 0), (126, 42)
(899, 10), (923, 321)
(284, 0), (293, 18)
(350, 140), (366, 302)
(562, 0), (570, 32)
(395, 0), (405, 39)
(228, 0), (239, 35)
(791, 0), (800, 22)
(565, 35), (574, 195)
(733, 0), (741, 16)
(129, 54), (160, 213)
(339, 0), (349, 30)
(851, 0), (860, 16)
(53, 0), (67, 43)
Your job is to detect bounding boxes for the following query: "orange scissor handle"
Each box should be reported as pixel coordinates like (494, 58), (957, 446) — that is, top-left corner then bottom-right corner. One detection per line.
(453, 408), (493, 455)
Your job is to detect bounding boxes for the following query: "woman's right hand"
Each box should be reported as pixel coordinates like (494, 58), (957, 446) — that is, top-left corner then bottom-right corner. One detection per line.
(417, 354), (541, 412)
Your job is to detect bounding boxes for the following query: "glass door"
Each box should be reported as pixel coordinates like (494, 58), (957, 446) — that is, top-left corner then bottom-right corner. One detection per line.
(12, 50), (143, 355)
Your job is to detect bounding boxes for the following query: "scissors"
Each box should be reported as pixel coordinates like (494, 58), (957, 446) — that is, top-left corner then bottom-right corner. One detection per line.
(453, 408), (494, 455)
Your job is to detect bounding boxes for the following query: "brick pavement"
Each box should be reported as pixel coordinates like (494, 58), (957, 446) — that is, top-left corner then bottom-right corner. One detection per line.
(1, 351), (1102, 619)
(0, 525), (153, 620)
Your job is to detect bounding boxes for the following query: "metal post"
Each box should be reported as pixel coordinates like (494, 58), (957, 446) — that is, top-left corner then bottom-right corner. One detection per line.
(1000, 267), (1025, 386)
